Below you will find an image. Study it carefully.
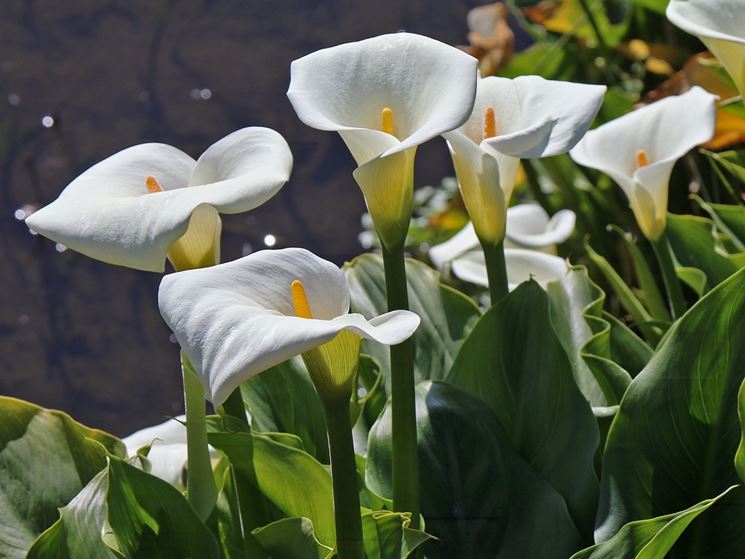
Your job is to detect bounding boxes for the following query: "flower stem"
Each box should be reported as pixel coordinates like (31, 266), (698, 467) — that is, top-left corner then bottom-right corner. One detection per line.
(480, 239), (509, 305)
(323, 397), (365, 559)
(651, 231), (687, 320)
(380, 241), (420, 529)
(181, 353), (218, 521)
(219, 387), (269, 559)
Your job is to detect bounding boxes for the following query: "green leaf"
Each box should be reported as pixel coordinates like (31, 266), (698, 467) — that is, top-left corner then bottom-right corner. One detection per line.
(367, 382), (583, 558)
(548, 265), (641, 406)
(500, 41), (575, 80)
(445, 281), (599, 534)
(105, 455), (219, 557)
(0, 397), (124, 558)
(692, 195), (745, 251)
(360, 510), (434, 559)
(597, 266), (745, 556)
(629, 0), (668, 13)
(241, 356), (329, 463)
(571, 486), (740, 559)
(736, 377), (745, 483)
(344, 253), (480, 389)
(586, 240), (662, 343)
(29, 455), (219, 558)
(27, 471), (116, 559)
(252, 517), (332, 559)
(607, 225), (670, 322)
(666, 214), (738, 290)
(208, 431), (336, 547)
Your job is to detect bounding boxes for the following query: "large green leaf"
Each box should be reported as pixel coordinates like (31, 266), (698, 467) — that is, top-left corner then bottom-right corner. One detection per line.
(666, 214), (738, 290)
(597, 266), (745, 557)
(360, 510), (433, 559)
(252, 512), (431, 559)
(252, 517), (332, 559)
(29, 455), (219, 558)
(0, 397), (124, 558)
(208, 431), (336, 547)
(241, 356), (329, 463)
(344, 253), (480, 389)
(367, 382), (583, 559)
(548, 266), (645, 407)
(445, 281), (599, 535)
(571, 486), (740, 559)
(27, 471), (115, 559)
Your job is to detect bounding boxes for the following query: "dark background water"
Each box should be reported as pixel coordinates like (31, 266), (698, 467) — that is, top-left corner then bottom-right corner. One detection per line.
(0, 0), (482, 436)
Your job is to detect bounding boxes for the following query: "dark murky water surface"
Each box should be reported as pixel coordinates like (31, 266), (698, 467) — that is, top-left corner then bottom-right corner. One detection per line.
(0, 0), (474, 435)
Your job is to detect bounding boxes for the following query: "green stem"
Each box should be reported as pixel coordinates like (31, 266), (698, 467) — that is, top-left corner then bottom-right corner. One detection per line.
(651, 231), (687, 320)
(480, 239), (509, 306)
(181, 353), (218, 521)
(219, 388), (268, 559)
(323, 397), (365, 559)
(380, 242), (420, 529)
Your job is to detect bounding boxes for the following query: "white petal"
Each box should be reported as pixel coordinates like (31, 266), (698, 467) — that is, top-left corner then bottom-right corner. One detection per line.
(123, 415), (216, 487)
(288, 33), (478, 161)
(569, 87), (717, 183)
(26, 127), (292, 272)
(158, 248), (419, 405)
(505, 204), (551, 236)
(506, 206), (576, 250)
(444, 130), (519, 243)
(460, 76), (606, 158)
(429, 222), (479, 271)
(452, 248), (568, 290)
(667, 0), (745, 44)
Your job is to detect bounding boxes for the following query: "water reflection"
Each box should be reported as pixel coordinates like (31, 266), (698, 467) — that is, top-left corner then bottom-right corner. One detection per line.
(1, 0), (471, 436)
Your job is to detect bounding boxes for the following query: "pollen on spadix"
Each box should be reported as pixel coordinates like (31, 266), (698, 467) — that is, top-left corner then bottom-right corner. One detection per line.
(381, 107), (395, 136)
(636, 149), (649, 168)
(483, 106), (497, 140)
(291, 279), (313, 319)
(145, 176), (163, 193)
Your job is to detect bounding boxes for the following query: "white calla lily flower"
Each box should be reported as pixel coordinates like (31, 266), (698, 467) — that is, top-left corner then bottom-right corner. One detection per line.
(429, 203), (576, 270)
(123, 415), (218, 488)
(26, 127), (293, 272)
(569, 86), (717, 240)
(451, 248), (569, 291)
(667, 0), (745, 98)
(442, 76), (605, 245)
(158, 248), (420, 406)
(288, 32), (478, 248)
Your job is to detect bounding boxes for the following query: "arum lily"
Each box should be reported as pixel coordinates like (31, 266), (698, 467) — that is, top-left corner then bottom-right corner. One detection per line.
(570, 86), (718, 318)
(158, 247), (419, 405)
(159, 247), (419, 559)
(288, 32), (478, 250)
(451, 249), (569, 292)
(123, 415), (218, 489)
(429, 203), (576, 271)
(442, 75), (605, 302)
(667, 0), (745, 99)
(25, 127), (293, 272)
(288, 32), (477, 522)
(570, 87), (716, 241)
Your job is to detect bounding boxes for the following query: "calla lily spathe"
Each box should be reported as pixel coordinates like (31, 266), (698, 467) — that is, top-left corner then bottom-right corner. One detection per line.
(667, 0), (745, 98)
(158, 247), (420, 406)
(25, 127), (293, 272)
(570, 86), (717, 240)
(429, 203), (576, 270)
(123, 415), (217, 488)
(442, 75), (605, 245)
(451, 249), (569, 291)
(288, 32), (478, 249)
